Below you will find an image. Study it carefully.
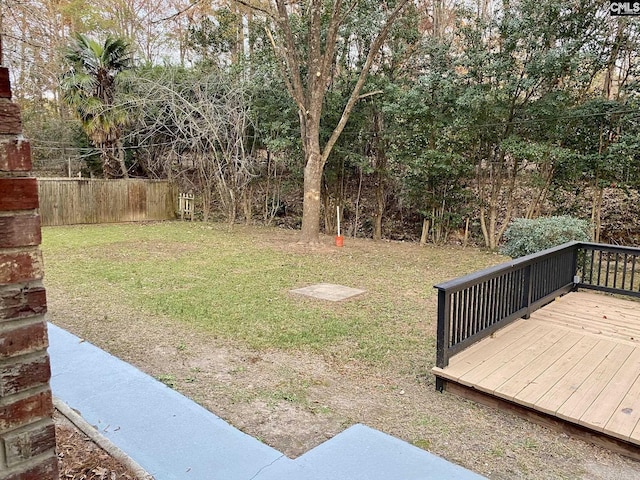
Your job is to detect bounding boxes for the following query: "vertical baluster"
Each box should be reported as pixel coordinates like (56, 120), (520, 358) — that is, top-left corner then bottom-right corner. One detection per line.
(465, 287), (475, 336)
(458, 290), (464, 342)
(459, 291), (466, 344)
(451, 292), (460, 346)
(495, 276), (502, 322)
(517, 269), (523, 313)
(523, 264), (532, 318)
(462, 288), (468, 341)
(613, 253), (619, 289)
(451, 292), (458, 345)
(505, 273), (511, 318)
(480, 282), (489, 328)
(534, 261), (541, 302)
(504, 273), (510, 318)
(516, 269), (523, 313)
(454, 291), (461, 344)
(482, 282), (491, 328)
(505, 270), (518, 316)
(529, 264), (536, 306)
(605, 251), (611, 287)
(487, 278), (496, 325)
(470, 284), (477, 336)
(471, 285), (480, 333)
(483, 280), (490, 330)
(489, 277), (495, 327)
(476, 284), (482, 334)
(556, 254), (562, 290)
(621, 254), (628, 291)
(589, 249), (595, 284)
(597, 250), (603, 286)
(498, 275), (507, 322)
(494, 276), (504, 323)
(631, 256), (637, 292)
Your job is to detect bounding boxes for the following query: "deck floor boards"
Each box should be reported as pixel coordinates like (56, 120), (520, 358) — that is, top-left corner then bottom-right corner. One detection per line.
(433, 291), (640, 448)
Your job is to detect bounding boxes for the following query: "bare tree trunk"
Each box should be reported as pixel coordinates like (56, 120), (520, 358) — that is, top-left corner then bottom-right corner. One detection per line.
(603, 20), (626, 100)
(300, 145), (324, 243)
(101, 144), (121, 179)
(420, 218), (429, 245)
(117, 140), (129, 178)
(228, 189), (237, 230)
(353, 165), (363, 238)
(242, 186), (252, 225)
(479, 205), (490, 249)
(202, 188), (212, 223)
(373, 110), (387, 241)
(592, 186), (604, 242)
(463, 218), (470, 248)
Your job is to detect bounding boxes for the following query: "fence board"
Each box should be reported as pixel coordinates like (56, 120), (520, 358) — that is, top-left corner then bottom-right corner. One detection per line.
(38, 178), (177, 226)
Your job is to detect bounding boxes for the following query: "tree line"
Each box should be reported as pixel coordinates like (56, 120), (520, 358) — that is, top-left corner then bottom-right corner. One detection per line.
(3, 0), (639, 247)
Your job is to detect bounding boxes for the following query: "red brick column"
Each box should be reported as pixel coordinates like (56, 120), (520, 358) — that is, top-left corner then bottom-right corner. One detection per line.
(0, 58), (59, 478)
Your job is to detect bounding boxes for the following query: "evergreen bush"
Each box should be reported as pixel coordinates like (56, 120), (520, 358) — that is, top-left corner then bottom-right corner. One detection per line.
(501, 216), (590, 258)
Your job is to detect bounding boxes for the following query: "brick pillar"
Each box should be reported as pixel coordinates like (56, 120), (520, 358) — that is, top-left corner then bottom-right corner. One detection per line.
(0, 53), (59, 479)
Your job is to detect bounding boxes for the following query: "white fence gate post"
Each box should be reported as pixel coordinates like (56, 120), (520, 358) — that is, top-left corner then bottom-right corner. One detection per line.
(179, 192), (195, 221)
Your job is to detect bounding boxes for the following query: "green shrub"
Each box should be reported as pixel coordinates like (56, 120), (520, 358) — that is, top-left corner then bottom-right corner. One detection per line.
(501, 216), (590, 258)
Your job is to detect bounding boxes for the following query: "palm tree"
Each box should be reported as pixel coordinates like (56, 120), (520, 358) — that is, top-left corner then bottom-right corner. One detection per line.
(61, 34), (132, 178)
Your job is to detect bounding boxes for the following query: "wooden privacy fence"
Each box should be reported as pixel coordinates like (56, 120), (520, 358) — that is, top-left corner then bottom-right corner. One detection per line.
(38, 178), (177, 226)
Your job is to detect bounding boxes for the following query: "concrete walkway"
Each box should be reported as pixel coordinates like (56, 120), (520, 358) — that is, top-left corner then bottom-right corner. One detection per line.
(48, 323), (485, 480)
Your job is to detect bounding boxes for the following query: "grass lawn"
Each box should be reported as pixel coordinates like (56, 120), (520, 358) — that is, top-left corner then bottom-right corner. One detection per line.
(42, 221), (499, 366)
(41, 221), (640, 479)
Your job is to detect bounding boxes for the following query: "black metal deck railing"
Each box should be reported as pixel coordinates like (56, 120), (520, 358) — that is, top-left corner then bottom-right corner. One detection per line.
(434, 242), (640, 378)
(577, 243), (640, 298)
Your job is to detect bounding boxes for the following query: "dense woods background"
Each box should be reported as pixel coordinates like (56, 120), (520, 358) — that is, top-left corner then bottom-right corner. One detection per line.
(3, 0), (639, 246)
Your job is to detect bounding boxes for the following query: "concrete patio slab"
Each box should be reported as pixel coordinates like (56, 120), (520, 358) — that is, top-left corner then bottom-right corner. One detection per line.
(48, 323), (288, 480)
(290, 283), (366, 301)
(47, 323), (485, 480)
(253, 424), (486, 480)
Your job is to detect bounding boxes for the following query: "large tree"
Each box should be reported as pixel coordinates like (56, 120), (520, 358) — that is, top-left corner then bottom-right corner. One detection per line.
(61, 33), (132, 178)
(241, 0), (411, 243)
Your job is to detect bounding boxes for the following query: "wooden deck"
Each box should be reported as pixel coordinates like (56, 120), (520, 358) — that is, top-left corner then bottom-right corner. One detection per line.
(433, 291), (640, 456)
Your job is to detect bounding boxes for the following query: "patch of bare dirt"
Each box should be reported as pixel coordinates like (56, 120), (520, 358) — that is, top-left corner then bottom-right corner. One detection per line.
(45, 234), (640, 480)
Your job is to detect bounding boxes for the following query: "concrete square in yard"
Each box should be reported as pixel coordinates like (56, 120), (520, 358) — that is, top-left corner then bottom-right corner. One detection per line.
(290, 283), (365, 301)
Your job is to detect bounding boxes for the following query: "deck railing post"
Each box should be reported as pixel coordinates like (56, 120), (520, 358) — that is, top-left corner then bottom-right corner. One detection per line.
(572, 243), (580, 290)
(435, 288), (450, 371)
